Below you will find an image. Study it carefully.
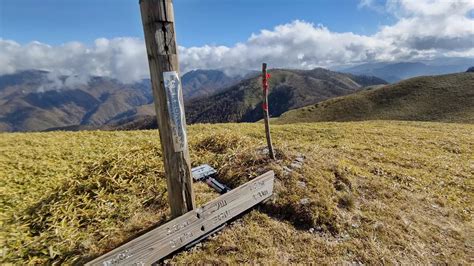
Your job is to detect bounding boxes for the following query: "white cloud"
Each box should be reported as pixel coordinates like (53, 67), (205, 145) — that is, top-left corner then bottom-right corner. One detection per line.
(179, 21), (396, 70)
(387, 0), (474, 17)
(358, 0), (387, 13)
(379, 0), (474, 53)
(0, 0), (473, 83)
(0, 37), (149, 83)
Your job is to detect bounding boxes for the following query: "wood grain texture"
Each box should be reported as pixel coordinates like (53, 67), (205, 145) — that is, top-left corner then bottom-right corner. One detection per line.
(139, 0), (174, 22)
(86, 171), (275, 266)
(140, 0), (195, 217)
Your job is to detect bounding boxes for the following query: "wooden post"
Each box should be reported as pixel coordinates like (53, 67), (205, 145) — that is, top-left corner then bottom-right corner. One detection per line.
(262, 63), (276, 159)
(139, 0), (195, 217)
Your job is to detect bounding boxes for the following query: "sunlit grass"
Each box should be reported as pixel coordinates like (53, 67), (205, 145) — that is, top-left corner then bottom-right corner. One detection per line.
(1, 121), (472, 264)
(277, 73), (474, 124)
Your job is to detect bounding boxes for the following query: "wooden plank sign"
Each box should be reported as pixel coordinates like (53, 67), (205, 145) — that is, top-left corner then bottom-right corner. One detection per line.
(86, 171), (274, 265)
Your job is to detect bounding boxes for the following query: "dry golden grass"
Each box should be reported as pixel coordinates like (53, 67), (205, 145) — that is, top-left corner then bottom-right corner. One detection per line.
(1, 121), (473, 264)
(277, 73), (474, 124)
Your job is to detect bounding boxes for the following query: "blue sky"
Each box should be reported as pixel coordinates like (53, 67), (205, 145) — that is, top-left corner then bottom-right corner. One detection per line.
(1, 0), (473, 81)
(1, 0), (395, 47)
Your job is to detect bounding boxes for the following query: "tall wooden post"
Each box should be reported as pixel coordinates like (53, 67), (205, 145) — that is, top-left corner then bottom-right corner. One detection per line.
(262, 63), (276, 160)
(139, 0), (195, 217)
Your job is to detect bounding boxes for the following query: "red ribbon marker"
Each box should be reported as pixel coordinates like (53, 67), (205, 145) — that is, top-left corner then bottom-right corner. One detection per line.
(262, 73), (271, 93)
(262, 73), (271, 111)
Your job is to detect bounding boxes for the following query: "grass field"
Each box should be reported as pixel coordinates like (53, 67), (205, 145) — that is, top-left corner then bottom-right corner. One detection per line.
(1, 121), (473, 264)
(277, 73), (474, 124)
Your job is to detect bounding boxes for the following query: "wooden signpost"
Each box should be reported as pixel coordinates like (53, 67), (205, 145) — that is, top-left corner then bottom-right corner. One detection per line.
(86, 171), (274, 265)
(85, 1), (276, 264)
(139, 0), (194, 218)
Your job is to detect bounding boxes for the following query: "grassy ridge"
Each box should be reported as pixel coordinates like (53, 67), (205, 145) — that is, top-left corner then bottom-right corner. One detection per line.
(1, 122), (473, 264)
(277, 73), (474, 124)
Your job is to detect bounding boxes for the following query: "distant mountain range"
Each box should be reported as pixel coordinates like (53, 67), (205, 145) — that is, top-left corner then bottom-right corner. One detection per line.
(0, 70), (153, 132)
(98, 68), (387, 130)
(338, 58), (473, 83)
(277, 72), (474, 124)
(182, 69), (258, 100)
(0, 69), (250, 132)
(1, 58), (472, 132)
(183, 68), (387, 124)
(0, 70), (243, 131)
(0, 68), (386, 131)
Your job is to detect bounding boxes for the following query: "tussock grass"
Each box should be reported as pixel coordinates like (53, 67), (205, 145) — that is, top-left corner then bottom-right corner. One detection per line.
(1, 121), (473, 264)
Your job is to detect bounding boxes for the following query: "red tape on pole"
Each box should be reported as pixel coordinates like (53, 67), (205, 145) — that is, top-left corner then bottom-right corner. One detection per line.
(262, 73), (271, 111)
(262, 74), (271, 93)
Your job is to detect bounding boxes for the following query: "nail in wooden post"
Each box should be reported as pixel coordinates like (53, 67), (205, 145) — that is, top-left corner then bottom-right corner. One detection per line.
(139, 0), (195, 217)
(262, 63), (276, 160)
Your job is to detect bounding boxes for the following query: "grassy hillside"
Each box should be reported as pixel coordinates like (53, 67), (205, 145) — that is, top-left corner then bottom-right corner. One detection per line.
(1, 121), (472, 264)
(185, 68), (387, 124)
(277, 73), (474, 124)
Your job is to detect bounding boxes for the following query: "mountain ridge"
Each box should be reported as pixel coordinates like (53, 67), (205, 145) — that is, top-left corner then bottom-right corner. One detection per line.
(339, 59), (473, 83)
(184, 68), (388, 124)
(181, 69), (258, 100)
(0, 69), (251, 132)
(276, 72), (474, 124)
(0, 68), (387, 132)
(0, 71), (153, 132)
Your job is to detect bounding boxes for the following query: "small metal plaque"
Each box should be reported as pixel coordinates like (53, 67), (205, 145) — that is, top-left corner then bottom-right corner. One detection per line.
(191, 164), (217, 181)
(163, 71), (187, 152)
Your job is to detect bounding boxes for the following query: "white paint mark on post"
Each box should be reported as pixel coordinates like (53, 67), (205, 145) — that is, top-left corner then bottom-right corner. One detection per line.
(163, 71), (187, 152)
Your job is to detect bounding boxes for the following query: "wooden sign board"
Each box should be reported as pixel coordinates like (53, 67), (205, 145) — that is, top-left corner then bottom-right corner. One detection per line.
(86, 171), (275, 266)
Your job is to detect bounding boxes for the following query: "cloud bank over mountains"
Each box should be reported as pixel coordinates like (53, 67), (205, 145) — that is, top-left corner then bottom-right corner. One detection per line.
(1, 0), (473, 83)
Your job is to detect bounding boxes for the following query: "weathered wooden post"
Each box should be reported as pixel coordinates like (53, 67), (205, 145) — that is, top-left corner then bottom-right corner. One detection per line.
(139, 0), (195, 217)
(262, 63), (276, 159)
(85, 3), (277, 264)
